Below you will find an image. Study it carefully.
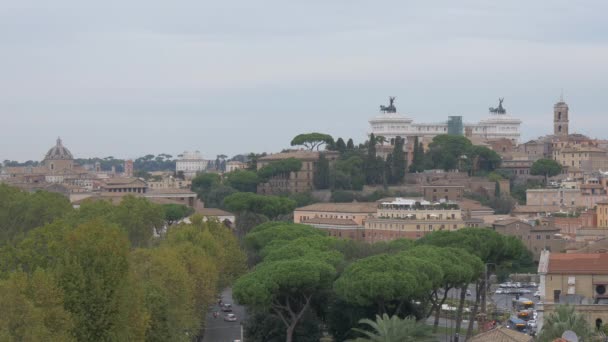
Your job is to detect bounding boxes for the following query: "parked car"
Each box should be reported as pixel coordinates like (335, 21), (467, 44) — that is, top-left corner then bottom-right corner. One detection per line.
(466, 289), (472, 296)
(528, 282), (537, 288)
(495, 289), (504, 294)
(534, 290), (541, 298)
(527, 319), (537, 328)
(221, 303), (233, 312)
(224, 313), (237, 322)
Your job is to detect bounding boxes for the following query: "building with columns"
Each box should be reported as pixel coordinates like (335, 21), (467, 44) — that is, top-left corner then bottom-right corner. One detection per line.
(368, 98), (522, 150)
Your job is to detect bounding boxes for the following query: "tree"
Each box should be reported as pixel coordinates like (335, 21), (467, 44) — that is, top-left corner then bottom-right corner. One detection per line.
(531, 158), (563, 184)
(334, 253), (442, 315)
(346, 314), (435, 342)
(291, 133), (334, 151)
(390, 137), (406, 184)
(0, 270), (74, 341)
(56, 220), (144, 341)
(404, 246), (483, 331)
(223, 192), (297, 219)
(364, 133), (383, 185)
(347, 138), (355, 150)
(537, 305), (593, 342)
(191, 173), (221, 198)
(205, 184), (238, 208)
(0, 184), (72, 244)
(225, 169), (260, 193)
(233, 257), (336, 342)
(336, 138), (347, 153)
(409, 137), (425, 173)
(112, 195), (164, 247)
(426, 135), (472, 171)
(332, 156), (365, 190)
(467, 145), (502, 175)
(314, 153), (331, 189)
(162, 204), (194, 225)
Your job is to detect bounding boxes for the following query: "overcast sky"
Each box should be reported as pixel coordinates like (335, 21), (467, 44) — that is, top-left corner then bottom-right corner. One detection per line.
(2, 0), (608, 161)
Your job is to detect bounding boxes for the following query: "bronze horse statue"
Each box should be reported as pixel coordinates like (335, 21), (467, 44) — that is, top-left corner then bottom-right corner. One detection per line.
(380, 96), (397, 113)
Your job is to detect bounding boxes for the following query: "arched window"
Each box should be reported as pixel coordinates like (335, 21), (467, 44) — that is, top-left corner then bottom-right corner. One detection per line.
(558, 112), (562, 120)
(558, 125), (562, 133)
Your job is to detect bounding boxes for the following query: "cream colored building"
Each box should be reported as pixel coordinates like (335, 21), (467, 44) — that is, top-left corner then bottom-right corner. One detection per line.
(226, 161), (246, 173)
(597, 201), (608, 228)
(364, 198), (466, 242)
(538, 251), (608, 331)
(554, 145), (608, 172)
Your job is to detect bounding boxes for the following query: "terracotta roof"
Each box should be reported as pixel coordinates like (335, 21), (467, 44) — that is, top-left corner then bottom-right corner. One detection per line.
(259, 151), (323, 161)
(147, 188), (195, 195)
(493, 218), (522, 226)
(513, 205), (561, 213)
(295, 202), (378, 214)
(103, 177), (147, 186)
(302, 217), (360, 226)
(469, 326), (533, 342)
(548, 253), (608, 274)
(197, 208), (234, 217)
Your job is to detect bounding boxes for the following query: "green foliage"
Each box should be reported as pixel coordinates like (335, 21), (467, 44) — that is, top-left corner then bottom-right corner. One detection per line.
(347, 314), (435, 342)
(347, 139), (355, 150)
(389, 136), (406, 184)
(111, 195), (165, 247)
(0, 269), (75, 341)
(0, 184), (247, 341)
(257, 158), (303, 182)
(291, 132), (334, 151)
(224, 192), (296, 219)
(332, 156), (366, 190)
(537, 305), (592, 342)
(205, 184), (238, 208)
(409, 137), (425, 173)
(334, 253), (442, 314)
(467, 145), (502, 175)
(364, 134), (385, 185)
(427, 135), (473, 171)
(162, 204), (194, 225)
(288, 191), (318, 207)
(487, 172), (504, 182)
(245, 222), (326, 257)
(191, 173), (221, 197)
(314, 153), (331, 189)
(0, 184), (72, 244)
(531, 158), (563, 183)
(335, 138), (347, 153)
(244, 310), (322, 342)
(225, 169), (260, 193)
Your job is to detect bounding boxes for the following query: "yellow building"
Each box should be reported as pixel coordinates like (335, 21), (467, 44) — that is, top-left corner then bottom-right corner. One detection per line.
(597, 201), (608, 228)
(538, 251), (608, 331)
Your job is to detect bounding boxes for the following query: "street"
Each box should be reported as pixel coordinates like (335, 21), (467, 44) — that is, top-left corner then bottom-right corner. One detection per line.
(202, 288), (246, 342)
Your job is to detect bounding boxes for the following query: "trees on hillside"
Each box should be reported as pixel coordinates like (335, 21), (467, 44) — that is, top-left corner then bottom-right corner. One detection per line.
(531, 158), (563, 184)
(223, 192), (297, 219)
(313, 153), (330, 189)
(257, 158), (302, 182)
(225, 169), (259, 193)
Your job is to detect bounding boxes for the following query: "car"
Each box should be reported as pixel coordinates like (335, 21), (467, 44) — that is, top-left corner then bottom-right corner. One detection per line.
(527, 320), (537, 328)
(221, 303), (233, 312)
(528, 282), (537, 287)
(534, 290), (541, 298)
(466, 289), (472, 296)
(515, 282), (522, 288)
(520, 289), (532, 294)
(224, 313), (237, 322)
(495, 289), (504, 294)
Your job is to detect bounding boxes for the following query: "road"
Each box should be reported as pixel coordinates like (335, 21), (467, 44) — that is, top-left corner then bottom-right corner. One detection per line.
(202, 288), (246, 342)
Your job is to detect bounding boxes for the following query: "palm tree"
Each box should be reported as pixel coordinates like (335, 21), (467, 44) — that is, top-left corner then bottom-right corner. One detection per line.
(537, 305), (592, 342)
(346, 314), (435, 342)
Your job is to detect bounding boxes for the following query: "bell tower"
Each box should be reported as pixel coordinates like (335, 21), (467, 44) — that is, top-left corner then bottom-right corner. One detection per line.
(554, 94), (569, 137)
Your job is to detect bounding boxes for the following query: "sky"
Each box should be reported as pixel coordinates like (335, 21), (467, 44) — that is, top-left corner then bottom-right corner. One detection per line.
(2, 0), (608, 161)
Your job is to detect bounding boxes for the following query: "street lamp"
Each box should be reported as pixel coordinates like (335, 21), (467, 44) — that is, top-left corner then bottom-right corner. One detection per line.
(483, 263), (496, 319)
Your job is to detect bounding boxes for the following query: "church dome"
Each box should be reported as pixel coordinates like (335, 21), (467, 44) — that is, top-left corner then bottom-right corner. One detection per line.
(44, 137), (74, 160)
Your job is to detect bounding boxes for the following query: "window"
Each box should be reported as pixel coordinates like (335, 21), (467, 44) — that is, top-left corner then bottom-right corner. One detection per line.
(546, 235), (551, 239)
(536, 235), (541, 240)
(416, 225), (420, 230)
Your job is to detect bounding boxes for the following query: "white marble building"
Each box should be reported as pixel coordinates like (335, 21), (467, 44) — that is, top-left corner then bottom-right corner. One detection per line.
(176, 151), (208, 179)
(369, 99), (522, 146)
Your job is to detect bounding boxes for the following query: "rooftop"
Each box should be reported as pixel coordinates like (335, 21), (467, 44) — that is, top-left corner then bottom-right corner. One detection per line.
(469, 326), (532, 342)
(548, 253), (608, 274)
(295, 202), (377, 214)
(302, 217), (360, 226)
(197, 208), (234, 217)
